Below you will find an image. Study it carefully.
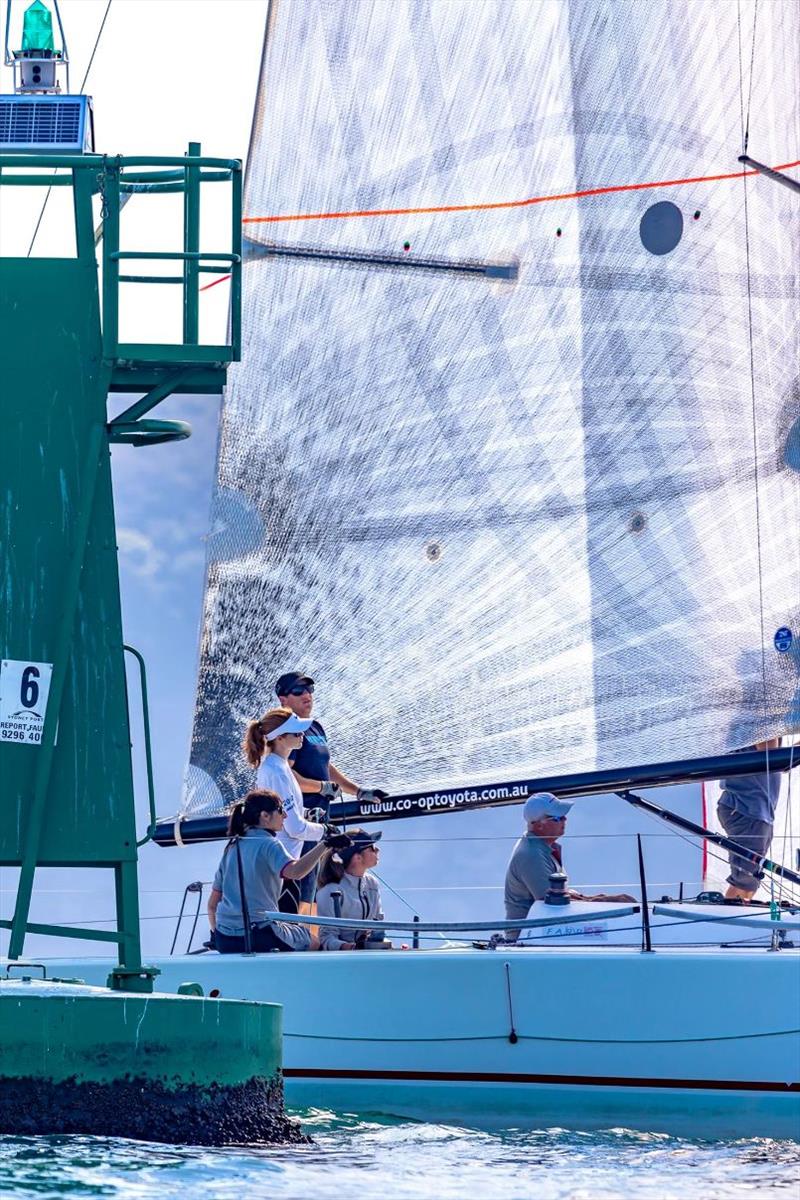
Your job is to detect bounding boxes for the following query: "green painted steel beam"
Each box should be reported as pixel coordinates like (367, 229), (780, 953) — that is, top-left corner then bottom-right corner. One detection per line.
(114, 343), (234, 363)
(0, 920), (124, 943)
(184, 141), (201, 345)
(109, 365), (227, 394)
(111, 367), (198, 425)
(0, 153), (240, 169)
(100, 165), (121, 360)
(110, 251), (240, 262)
(118, 274), (184, 283)
(0, 174), (75, 185)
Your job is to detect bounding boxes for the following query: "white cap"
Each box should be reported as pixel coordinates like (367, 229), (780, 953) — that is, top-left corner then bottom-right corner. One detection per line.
(522, 792), (573, 823)
(266, 714), (313, 741)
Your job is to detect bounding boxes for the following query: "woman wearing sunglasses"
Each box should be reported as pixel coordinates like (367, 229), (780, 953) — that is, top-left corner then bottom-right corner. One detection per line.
(316, 829), (386, 951)
(208, 789), (348, 953)
(242, 706), (329, 856)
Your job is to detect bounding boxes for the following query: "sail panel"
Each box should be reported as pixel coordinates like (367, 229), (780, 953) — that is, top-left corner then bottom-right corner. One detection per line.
(184, 0), (800, 815)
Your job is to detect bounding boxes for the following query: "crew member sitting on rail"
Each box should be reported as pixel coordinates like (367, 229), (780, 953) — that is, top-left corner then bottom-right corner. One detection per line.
(316, 829), (386, 950)
(503, 793), (634, 941)
(207, 789), (351, 953)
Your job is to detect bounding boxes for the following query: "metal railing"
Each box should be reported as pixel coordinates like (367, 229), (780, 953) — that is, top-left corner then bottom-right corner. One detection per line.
(0, 146), (242, 368)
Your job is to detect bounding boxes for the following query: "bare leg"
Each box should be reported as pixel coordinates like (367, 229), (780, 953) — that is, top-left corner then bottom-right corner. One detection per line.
(725, 884), (757, 901)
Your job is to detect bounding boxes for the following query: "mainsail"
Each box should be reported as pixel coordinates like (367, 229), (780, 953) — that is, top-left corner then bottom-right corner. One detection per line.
(183, 0), (800, 818)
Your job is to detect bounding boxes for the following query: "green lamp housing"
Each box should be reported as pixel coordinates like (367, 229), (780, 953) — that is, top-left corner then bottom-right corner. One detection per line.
(10, 0), (66, 93)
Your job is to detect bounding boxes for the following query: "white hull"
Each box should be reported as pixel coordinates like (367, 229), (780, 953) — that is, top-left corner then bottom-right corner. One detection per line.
(49, 930), (800, 1138)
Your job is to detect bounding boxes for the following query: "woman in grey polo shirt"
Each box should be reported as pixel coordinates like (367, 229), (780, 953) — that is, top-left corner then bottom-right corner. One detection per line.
(208, 790), (347, 952)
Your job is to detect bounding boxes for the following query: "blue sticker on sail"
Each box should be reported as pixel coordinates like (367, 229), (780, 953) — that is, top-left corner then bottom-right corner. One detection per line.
(774, 627), (793, 653)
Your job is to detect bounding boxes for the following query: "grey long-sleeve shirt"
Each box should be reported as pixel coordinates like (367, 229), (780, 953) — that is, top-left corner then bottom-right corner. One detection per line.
(504, 834), (560, 926)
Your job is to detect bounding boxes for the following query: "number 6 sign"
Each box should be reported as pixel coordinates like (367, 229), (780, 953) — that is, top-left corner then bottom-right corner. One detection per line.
(0, 660), (53, 745)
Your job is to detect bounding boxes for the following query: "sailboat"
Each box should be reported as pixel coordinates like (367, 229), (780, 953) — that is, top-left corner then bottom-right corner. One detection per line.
(52, 0), (800, 1133)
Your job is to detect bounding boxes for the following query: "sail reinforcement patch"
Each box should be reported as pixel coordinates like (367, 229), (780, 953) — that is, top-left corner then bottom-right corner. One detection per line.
(640, 201), (684, 255)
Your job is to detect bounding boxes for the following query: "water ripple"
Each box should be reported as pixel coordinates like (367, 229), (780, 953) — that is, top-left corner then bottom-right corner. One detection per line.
(0, 1111), (797, 1200)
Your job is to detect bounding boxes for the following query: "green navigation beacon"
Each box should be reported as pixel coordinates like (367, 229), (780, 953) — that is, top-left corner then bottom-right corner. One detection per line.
(0, 0), (295, 1145)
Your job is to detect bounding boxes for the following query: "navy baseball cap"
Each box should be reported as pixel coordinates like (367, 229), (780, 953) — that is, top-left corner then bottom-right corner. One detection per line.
(275, 670), (314, 695)
(340, 830), (382, 865)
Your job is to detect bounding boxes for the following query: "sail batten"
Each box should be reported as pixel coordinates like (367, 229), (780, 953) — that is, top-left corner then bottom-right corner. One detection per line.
(183, 0), (800, 818)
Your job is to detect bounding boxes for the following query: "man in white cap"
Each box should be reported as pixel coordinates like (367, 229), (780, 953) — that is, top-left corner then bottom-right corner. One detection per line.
(504, 792), (632, 941)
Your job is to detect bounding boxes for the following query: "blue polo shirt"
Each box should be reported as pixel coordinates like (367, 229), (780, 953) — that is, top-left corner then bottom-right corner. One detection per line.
(289, 720), (331, 803)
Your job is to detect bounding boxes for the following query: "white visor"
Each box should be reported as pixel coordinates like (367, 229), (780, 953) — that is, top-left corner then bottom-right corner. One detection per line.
(266, 714), (313, 741)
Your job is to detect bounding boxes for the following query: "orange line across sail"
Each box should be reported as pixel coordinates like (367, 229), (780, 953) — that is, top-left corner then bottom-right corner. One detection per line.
(241, 158), (800, 225)
(199, 157), (800, 290)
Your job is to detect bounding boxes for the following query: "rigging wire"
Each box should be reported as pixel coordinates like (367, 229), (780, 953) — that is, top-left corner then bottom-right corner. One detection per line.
(737, 0), (775, 876)
(26, 0), (114, 257)
(741, 0), (760, 157)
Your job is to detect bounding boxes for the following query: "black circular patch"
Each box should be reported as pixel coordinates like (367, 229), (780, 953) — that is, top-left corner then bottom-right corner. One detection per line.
(639, 201), (683, 255)
(629, 512), (647, 533)
(425, 541), (442, 562)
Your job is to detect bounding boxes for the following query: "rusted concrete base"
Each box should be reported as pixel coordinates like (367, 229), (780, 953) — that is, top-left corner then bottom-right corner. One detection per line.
(0, 1072), (309, 1146)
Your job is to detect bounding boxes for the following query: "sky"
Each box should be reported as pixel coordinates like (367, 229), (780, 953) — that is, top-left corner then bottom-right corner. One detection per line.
(0, 0), (711, 957)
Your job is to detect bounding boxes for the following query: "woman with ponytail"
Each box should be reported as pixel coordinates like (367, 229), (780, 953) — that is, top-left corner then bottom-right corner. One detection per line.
(316, 830), (386, 951)
(207, 789), (349, 953)
(243, 708), (333, 910)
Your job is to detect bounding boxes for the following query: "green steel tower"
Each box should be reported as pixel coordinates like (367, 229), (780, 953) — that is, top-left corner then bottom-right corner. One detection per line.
(0, 4), (298, 1146)
(0, 92), (241, 986)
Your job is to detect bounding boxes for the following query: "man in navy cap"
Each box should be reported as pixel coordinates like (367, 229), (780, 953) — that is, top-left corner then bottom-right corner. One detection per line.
(275, 670), (388, 809)
(275, 670), (389, 911)
(504, 793), (633, 941)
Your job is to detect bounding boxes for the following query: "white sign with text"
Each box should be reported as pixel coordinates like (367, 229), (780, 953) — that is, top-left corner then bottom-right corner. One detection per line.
(0, 660), (53, 745)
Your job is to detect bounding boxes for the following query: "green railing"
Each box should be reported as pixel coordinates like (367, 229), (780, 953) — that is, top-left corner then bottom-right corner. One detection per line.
(0, 146), (242, 368)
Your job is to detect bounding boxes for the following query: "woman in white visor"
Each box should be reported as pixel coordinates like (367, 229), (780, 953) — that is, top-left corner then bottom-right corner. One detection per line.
(243, 707), (329, 868)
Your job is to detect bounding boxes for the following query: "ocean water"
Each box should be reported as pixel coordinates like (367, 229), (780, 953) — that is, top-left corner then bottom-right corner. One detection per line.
(1, 1110), (798, 1200)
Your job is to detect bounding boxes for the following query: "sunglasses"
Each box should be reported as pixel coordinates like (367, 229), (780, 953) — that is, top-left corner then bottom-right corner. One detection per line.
(288, 684), (314, 696)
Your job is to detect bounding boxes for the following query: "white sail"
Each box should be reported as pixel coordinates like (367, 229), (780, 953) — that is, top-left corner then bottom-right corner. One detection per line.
(184, 0), (800, 815)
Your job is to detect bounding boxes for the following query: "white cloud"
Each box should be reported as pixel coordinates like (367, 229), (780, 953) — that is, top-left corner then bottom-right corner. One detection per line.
(117, 528), (166, 579)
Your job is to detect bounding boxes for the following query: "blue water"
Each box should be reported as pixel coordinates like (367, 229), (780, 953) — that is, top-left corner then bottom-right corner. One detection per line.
(1, 1111), (797, 1199)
